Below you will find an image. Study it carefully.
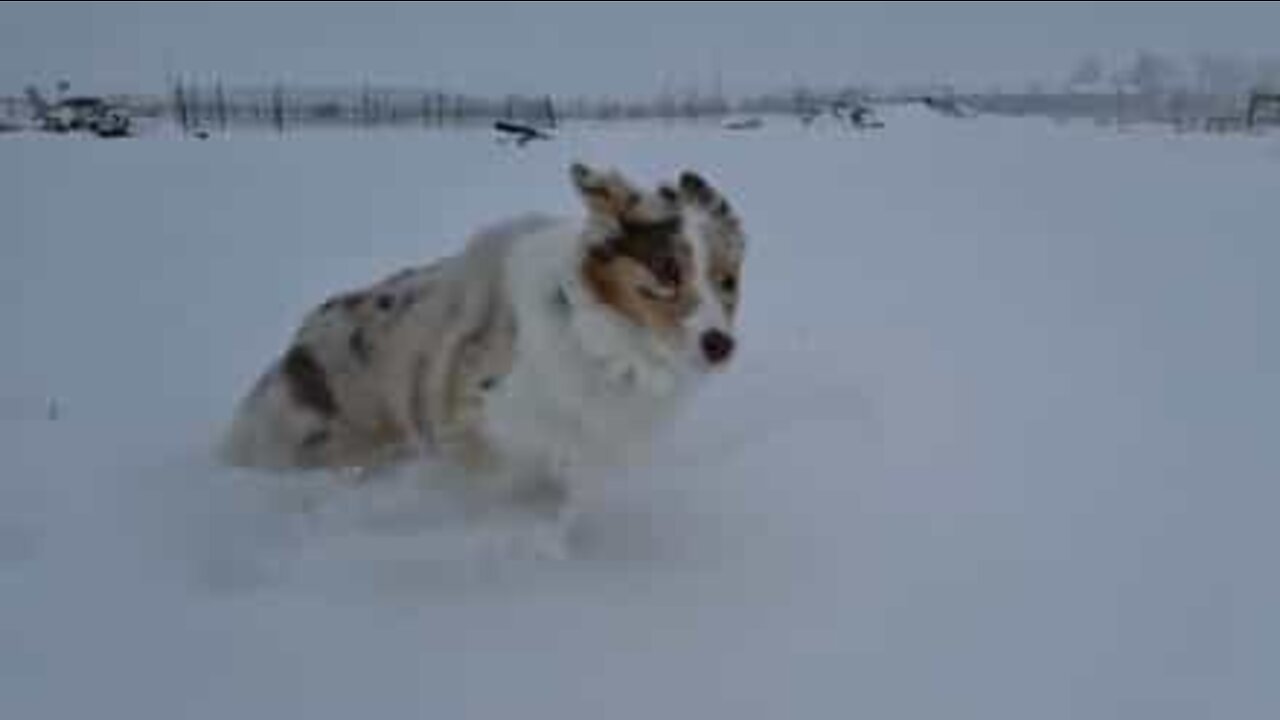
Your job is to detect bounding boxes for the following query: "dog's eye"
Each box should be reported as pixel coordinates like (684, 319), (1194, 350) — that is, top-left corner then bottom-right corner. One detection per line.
(648, 255), (681, 286)
(719, 274), (738, 294)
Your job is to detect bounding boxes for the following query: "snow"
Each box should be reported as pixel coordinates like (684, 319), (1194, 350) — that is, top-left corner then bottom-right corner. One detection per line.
(2, 115), (1278, 719)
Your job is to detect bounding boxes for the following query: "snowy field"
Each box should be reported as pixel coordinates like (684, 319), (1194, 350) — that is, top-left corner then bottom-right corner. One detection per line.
(2, 111), (1278, 718)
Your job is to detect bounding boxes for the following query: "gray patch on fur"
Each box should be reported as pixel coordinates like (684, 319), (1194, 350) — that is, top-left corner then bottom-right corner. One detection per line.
(349, 328), (372, 364)
(300, 427), (330, 448)
(409, 351), (431, 445)
(282, 345), (338, 417)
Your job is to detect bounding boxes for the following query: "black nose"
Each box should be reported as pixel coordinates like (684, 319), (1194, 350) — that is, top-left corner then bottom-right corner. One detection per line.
(700, 330), (735, 365)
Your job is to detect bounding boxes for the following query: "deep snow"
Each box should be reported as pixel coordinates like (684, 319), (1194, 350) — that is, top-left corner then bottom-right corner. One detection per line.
(2, 112), (1278, 718)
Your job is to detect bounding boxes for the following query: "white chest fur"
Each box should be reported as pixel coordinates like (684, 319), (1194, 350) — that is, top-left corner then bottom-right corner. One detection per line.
(481, 220), (695, 478)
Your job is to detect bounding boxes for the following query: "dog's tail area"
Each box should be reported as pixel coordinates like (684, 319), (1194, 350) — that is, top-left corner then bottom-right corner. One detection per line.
(216, 367), (302, 470)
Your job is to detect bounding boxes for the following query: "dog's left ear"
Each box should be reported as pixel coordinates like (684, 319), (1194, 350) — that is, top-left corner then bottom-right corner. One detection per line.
(570, 162), (641, 220)
(678, 170), (735, 223)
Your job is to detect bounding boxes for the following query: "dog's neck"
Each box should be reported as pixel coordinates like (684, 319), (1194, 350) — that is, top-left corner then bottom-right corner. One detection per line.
(547, 253), (683, 399)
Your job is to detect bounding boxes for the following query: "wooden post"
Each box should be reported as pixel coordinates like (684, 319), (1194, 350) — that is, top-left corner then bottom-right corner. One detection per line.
(272, 84), (285, 134)
(173, 78), (189, 135)
(215, 81), (228, 132)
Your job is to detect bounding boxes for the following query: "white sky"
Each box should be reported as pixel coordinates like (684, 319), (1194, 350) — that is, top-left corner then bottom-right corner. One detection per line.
(2, 2), (1277, 96)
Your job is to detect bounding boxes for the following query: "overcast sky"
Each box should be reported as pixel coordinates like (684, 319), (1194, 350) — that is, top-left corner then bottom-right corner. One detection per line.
(2, 2), (1278, 96)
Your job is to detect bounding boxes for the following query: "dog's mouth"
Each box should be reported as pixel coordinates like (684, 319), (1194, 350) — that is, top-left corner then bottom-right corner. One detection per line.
(637, 285), (676, 303)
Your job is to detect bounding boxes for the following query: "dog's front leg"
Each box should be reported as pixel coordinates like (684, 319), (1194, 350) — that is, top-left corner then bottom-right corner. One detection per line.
(468, 460), (575, 561)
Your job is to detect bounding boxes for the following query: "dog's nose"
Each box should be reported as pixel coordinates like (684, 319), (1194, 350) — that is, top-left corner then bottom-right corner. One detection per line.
(700, 329), (735, 365)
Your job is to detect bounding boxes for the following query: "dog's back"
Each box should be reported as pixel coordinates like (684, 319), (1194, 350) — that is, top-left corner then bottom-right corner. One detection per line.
(220, 214), (558, 470)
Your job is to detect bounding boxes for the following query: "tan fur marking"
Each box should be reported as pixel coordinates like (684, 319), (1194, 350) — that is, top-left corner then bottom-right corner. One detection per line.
(581, 241), (697, 333)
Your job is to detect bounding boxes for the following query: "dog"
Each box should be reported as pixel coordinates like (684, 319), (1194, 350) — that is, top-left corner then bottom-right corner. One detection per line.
(220, 163), (746, 549)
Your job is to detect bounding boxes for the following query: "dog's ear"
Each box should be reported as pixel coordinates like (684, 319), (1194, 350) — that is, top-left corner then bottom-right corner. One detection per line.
(570, 162), (642, 220)
(678, 170), (736, 223)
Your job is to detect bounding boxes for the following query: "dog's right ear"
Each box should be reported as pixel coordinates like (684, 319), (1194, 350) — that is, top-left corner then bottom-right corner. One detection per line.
(570, 162), (641, 220)
(678, 170), (737, 221)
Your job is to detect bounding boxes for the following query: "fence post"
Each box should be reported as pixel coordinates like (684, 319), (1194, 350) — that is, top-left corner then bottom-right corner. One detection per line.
(272, 83), (285, 134)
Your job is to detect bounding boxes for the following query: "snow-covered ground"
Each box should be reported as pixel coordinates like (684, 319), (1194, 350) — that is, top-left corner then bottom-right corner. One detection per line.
(3, 113), (1277, 718)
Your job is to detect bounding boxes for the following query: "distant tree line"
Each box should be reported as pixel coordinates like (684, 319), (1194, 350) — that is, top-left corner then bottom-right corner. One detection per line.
(159, 52), (1280, 135)
(165, 78), (741, 135)
(6, 51), (1277, 135)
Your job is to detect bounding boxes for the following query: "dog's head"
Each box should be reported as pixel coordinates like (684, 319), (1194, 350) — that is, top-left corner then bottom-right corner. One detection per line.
(571, 163), (746, 373)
